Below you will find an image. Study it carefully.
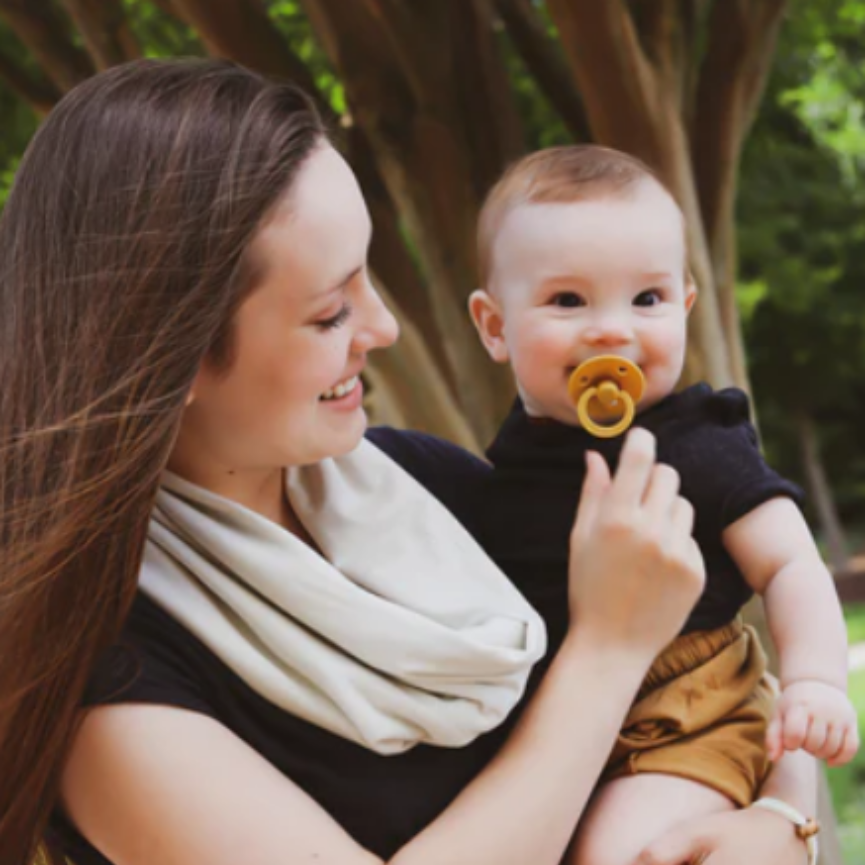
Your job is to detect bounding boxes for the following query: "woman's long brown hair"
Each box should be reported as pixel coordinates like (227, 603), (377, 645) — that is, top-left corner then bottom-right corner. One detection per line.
(0, 58), (325, 864)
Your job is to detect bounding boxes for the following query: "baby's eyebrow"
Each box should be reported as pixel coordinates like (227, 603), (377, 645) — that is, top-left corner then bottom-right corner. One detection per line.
(537, 273), (592, 290)
(639, 272), (675, 282)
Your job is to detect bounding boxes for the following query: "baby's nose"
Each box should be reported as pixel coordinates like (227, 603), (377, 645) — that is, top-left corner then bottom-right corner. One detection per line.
(583, 316), (634, 346)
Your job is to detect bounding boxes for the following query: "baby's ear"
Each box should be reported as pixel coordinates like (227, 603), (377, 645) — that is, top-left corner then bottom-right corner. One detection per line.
(468, 289), (509, 363)
(684, 273), (698, 314)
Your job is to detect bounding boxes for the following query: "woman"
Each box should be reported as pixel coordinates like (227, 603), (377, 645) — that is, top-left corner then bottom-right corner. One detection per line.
(0, 59), (815, 865)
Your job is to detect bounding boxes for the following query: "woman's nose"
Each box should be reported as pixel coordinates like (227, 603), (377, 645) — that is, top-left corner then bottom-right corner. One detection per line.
(353, 278), (400, 353)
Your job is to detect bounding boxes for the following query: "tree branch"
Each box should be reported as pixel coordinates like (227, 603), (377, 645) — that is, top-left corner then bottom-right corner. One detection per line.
(359, 0), (441, 103)
(301, 0), (415, 129)
(452, 0), (525, 195)
(495, 0), (590, 141)
(631, 0), (686, 107)
(544, 0), (669, 167)
(0, 42), (61, 113)
(693, 0), (788, 244)
(0, 0), (93, 92)
(170, 0), (320, 91)
(57, 0), (139, 70)
(344, 123), (453, 384)
(149, 0), (180, 18)
(692, 0), (788, 390)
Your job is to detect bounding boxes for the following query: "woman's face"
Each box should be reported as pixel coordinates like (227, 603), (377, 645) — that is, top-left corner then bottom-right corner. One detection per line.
(174, 145), (399, 479)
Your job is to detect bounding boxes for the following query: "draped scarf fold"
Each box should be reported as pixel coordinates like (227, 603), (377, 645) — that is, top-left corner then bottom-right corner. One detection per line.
(140, 438), (546, 754)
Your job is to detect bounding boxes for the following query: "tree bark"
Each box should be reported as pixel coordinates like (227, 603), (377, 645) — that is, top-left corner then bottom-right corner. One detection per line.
(797, 409), (850, 576)
(57, 0), (140, 70)
(0, 0), (93, 92)
(366, 279), (480, 452)
(348, 124), (455, 391)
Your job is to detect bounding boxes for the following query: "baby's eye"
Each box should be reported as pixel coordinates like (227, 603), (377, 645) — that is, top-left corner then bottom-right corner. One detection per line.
(634, 289), (663, 307)
(551, 292), (585, 308)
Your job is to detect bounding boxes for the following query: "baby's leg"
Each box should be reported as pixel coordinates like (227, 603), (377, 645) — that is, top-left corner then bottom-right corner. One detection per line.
(566, 773), (734, 865)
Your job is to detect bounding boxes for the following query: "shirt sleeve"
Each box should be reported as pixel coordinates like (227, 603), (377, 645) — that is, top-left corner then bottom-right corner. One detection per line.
(676, 388), (805, 530)
(83, 592), (217, 717)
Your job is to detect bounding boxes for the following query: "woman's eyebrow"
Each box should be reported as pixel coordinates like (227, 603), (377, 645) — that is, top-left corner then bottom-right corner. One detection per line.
(326, 264), (363, 293)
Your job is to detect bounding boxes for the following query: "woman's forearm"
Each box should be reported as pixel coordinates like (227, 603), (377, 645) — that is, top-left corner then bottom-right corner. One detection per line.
(390, 631), (650, 865)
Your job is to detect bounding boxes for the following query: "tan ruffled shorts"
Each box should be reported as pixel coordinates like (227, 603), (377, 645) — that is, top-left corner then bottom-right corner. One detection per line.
(603, 618), (774, 807)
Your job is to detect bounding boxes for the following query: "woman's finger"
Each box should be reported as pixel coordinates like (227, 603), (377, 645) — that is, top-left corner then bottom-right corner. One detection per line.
(669, 496), (696, 561)
(572, 450), (611, 538)
(641, 463), (681, 529)
(607, 427), (656, 512)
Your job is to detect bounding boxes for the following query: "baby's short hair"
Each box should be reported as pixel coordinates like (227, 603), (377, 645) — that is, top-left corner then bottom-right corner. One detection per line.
(477, 145), (673, 288)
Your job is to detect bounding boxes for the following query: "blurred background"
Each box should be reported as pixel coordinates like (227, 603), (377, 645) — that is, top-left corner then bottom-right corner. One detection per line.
(0, 0), (863, 860)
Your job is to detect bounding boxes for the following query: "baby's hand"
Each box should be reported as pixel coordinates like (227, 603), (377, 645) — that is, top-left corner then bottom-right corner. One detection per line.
(767, 680), (859, 766)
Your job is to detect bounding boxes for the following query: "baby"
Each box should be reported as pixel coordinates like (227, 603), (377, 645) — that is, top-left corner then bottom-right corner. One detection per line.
(468, 145), (857, 865)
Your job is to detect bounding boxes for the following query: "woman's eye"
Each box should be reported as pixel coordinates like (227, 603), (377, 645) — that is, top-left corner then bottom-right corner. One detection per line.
(315, 303), (353, 330)
(634, 289), (662, 307)
(551, 292), (585, 308)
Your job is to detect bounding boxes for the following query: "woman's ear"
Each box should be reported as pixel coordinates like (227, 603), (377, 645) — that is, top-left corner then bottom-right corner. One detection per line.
(468, 289), (509, 363)
(185, 373), (201, 407)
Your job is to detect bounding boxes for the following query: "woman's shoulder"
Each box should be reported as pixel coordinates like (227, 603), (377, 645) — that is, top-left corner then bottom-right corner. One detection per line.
(83, 592), (217, 715)
(366, 426), (490, 533)
(366, 426), (488, 473)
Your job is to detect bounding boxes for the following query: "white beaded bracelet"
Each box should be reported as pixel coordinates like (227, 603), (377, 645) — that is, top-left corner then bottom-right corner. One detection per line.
(751, 797), (819, 865)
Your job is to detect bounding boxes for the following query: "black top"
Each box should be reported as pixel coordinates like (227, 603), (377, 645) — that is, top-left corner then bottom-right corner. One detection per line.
(48, 428), (500, 865)
(477, 384), (804, 677)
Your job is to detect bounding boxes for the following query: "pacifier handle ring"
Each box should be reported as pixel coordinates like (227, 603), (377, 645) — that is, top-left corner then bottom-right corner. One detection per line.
(577, 387), (636, 438)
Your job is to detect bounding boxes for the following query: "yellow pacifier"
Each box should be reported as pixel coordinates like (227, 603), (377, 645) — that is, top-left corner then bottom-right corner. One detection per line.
(567, 355), (646, 438)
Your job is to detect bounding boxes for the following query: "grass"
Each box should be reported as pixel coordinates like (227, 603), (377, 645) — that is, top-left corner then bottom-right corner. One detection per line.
(846, 604), (865, 645)
(827, 603), (865, 862)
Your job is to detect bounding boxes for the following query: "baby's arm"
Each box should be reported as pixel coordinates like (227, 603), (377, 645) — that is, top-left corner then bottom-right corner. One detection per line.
(723, 497), (859, 766)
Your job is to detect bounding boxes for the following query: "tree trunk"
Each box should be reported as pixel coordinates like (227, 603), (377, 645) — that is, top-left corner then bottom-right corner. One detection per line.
(366, 280), (480, 452)
(797, 409), (849, 575)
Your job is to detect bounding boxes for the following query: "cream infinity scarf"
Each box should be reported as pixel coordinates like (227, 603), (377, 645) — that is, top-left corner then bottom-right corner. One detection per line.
(139, 438), (546, 754)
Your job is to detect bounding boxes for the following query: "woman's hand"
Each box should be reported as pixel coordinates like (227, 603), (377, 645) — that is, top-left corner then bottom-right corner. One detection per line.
(633, 805), (807, 864)
(567, 428), (705, 661)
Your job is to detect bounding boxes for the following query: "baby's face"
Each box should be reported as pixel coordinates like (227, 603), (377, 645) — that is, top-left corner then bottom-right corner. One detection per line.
(474, 181), (695, 426)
